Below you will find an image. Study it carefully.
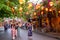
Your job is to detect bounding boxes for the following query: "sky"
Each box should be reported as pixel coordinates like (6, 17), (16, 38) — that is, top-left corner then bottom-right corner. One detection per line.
(29, 0), (42, 4)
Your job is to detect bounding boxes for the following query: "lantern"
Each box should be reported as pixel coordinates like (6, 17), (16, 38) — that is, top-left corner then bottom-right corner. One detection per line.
(28, 3), (32, 9)
(34, 12), (36, 15)
(58, 10), (60, 13)
(49, 9), (52, 11)
(19, 0), (25, 4)
(41, 11), (43, 15)
(49, 2), (53, 6)
(35, 4), (40, 9)
(41, 6), (44, 10)
(45, 8), (48, 11)
(19, 7), (23, 12)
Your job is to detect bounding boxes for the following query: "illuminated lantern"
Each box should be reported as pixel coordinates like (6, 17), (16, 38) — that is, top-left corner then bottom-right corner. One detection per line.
(49, 2), (53, 6)
(49, 9), (52, 11)
(34, 12), (36, 15)
(45, 8), (48, 11)
(35, 4), (40, 9)
(19, 7), (23, 12)
(41, 6), (44, 10)
(41, 11), (44, 15)
(58, 10), (60, 13)
(28, 3), (32, 9)
(19, 0), (25, 4)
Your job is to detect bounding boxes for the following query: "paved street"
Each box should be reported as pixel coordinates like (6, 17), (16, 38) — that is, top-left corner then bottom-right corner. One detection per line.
(0, 28), (58, 40)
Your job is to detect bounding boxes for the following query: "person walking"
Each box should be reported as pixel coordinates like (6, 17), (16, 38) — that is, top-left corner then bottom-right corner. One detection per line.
(4, 21), (8, 31)
(11, 23), (16, 40)
(15, 23), (18, 37)
(27, 21), (32, 37)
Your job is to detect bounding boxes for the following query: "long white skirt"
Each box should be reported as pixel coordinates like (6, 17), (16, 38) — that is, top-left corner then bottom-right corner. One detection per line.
(11, 28), (16, 39)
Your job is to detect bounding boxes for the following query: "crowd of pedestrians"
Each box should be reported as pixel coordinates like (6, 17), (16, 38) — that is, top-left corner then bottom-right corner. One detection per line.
(3, 19), (19, 39)
(3, 19), (33, 40)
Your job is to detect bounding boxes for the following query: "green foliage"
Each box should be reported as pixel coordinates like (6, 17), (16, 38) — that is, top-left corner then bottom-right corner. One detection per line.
(0, 0), (20, 18)
(0, 3), (13, 18)
(0, 18), (4, 22)
(9, 0), (19, 5)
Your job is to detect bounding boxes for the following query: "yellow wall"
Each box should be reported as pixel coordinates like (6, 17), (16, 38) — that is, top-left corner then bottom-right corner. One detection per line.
(50, 17), (60, 32)
(43, 17), (60, 32)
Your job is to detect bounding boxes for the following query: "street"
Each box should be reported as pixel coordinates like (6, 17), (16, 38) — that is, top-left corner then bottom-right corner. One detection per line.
(0, 28), (58, 40)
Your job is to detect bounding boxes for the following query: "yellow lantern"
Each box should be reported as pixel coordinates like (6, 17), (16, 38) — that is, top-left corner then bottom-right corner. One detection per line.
(28, 6), (31, 9)
(45, 8), (48, 11)
(58, 11), (60, 13)
(19, 0), (23, 4)
(19, 7), (23, 12)
(34, 12), (36, 15)
(28, 3), (32, 9)
(35, 4), (40, 9)
(41, 11), (43, 15)
(41, 6), (44, 10)
(49, 2), (53, 6)
(49, 9), (52, 11)
(19, 0), (25, 4)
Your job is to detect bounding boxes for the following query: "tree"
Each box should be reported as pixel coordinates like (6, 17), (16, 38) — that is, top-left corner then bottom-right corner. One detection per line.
(0, 0), (19, 18)
(0, 2), (12, 18)
(19, 0), (34, 20)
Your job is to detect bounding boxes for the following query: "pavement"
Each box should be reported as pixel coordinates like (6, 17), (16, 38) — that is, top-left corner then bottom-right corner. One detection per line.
(21, 27), (60, 39)
(0, 28), (58, 40)
(34, 29), (60, 39)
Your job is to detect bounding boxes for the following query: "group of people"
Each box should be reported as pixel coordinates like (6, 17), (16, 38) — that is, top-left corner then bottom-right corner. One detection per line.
(3, 19), (33, 40)
(3, 19), (20, 39)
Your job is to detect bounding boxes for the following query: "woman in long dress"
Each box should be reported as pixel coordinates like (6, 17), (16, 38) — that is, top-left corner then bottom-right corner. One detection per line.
(11, 23), (16, 40)
(27, 22), (32, 37)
